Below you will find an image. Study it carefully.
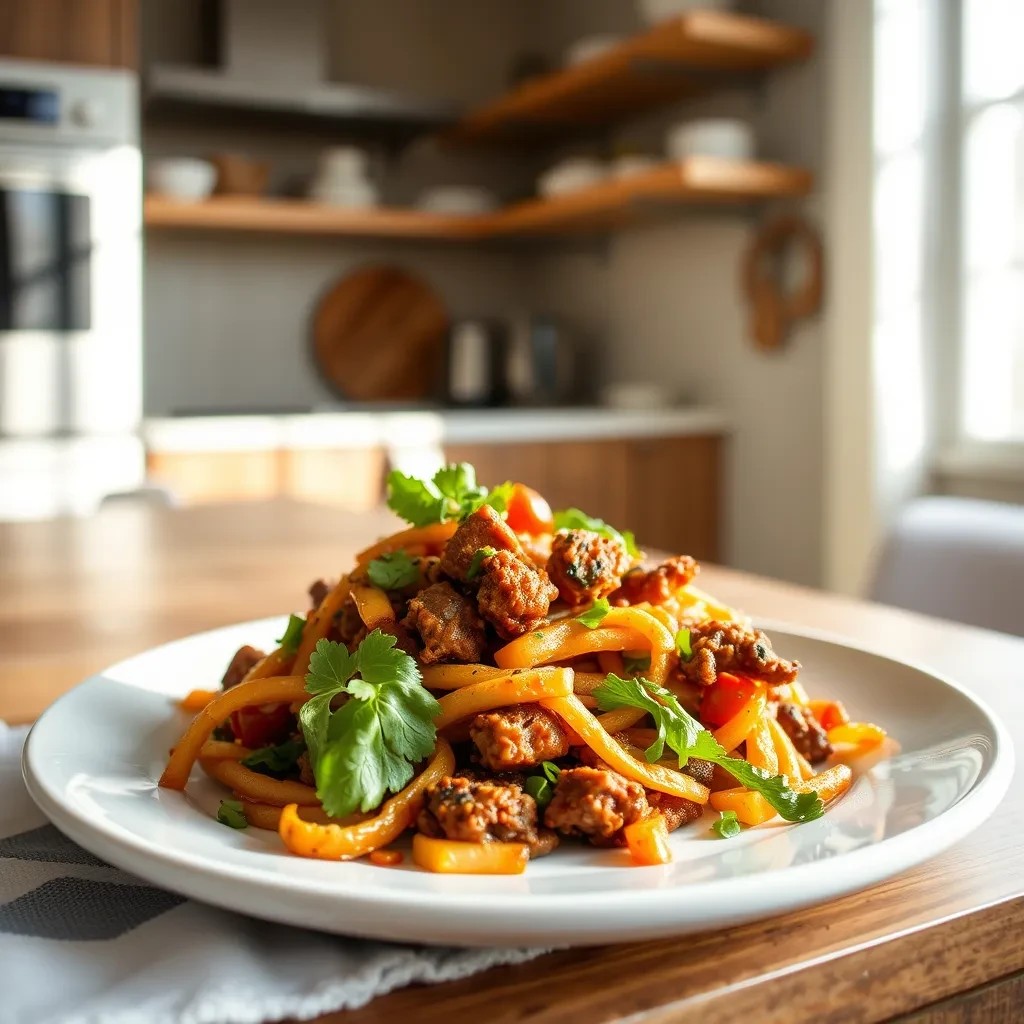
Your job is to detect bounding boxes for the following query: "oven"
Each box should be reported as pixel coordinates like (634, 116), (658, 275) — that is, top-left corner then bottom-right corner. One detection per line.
(0, 60), (143, 517)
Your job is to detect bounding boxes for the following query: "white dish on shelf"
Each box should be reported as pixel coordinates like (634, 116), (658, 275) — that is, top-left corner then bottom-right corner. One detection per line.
(416, 186), (497, 216)
(667, 118), (755, 162)
(564, 35), (624, 67)
(609, 154), (660, 180)
(537, 157), (607, 198)
(147, 158), (216, 202)
(23, 618), (1013, 947)
(637, 0), (731, 25)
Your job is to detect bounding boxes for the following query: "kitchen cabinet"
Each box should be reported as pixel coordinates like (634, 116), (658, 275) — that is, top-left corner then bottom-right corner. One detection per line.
(446, 436), (721, 560)
(0, 0), (137, 68)
(145, 429), (722, 561)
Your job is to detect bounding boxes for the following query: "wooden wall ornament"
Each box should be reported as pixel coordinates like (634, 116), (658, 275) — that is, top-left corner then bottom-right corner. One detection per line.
(741, 214), (823, 351)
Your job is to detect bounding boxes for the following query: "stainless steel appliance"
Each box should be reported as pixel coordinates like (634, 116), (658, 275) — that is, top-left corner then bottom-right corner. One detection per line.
(443, 319), (509, 407)
(0, 60), (143, 519)
(506, 315), (578, 406)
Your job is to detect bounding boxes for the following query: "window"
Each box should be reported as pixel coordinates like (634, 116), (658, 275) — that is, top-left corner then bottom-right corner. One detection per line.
(958, 0), (1024, 443)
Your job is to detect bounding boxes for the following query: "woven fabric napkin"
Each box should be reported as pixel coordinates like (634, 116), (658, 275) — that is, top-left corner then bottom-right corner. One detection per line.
(0, 722), (545, 1024)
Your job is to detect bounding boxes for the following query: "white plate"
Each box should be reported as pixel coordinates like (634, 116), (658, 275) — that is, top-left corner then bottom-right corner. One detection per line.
(23, 618), (1013, 947)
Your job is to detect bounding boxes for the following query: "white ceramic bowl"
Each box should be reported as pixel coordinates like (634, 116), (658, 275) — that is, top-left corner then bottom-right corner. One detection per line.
(537, 158), (607, 199)
(637, 0), (731, 24)
(416, 186), (497, 216)
(317, 146), (372, 182)
(609, 153), (659, 179)
(147, 158), (216, 202)
(667, 118), (755, 162)
(309, 178), (379, 208)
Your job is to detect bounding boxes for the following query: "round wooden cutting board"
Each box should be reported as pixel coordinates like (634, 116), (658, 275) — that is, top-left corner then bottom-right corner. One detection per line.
(311, 265), (449, 401)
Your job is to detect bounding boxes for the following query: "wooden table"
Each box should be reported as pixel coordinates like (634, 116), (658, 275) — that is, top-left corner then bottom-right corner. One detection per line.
(3, 500), (1022, 1023)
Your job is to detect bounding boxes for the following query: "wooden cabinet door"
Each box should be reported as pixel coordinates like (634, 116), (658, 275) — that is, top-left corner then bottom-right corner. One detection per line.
(0, 0), (137, 68)
(625, 436), (721, 559)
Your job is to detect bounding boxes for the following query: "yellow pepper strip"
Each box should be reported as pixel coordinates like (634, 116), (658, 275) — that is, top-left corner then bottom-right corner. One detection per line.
(595, 706), (648, 732)
(765, 716), (803, 781)
(159, 675), (309, 791)
(434, 668), (573, 731)
(411, 834), (529, 875)
(745, 719), (779, 775)
(827, 722), (886, 750)
(624, 814), (673, 866)
(794, 763), (854, 803)
(278, 739), (455, 861)
(712, 693), (767, 754)
(710, 787), (777, 825)
(355, 522), (458, 566)
(350, 582), (395, 630)
(242, 646), (296, 684)
(542, 694), (709, 804)
(419, 664), (513, 690)
(179, 689), (219, 711)
(292, 577), (351, 675)
(200, 757), (320, 807)
(494, 623), (648, 671)
(197, 740), (250, 761)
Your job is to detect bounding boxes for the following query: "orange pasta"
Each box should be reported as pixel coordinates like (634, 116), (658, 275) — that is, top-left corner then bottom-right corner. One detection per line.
(712, 693), (768, 754)
(355, 522), (458, 566)
(350, 583), (395, 630)
(794, 764), (853, 803)
(242, 647), (296, 684)
(419, 664), (514, 690)
(201, 757), (320, 807)
(745, 720), (779, 775)
(765, 716), (803, 781)
(291, 578), (351, 674)
(159, 675), (308, 790)
(434, 668), (573, 731)
(495, 623), (649, 671)
(179, 688), (219, 711)
(240, 801), (368, 832)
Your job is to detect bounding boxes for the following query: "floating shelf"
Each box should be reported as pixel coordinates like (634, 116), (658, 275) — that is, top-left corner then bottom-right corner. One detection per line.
(144, 158), (813, 242)
(447, 11), (814, 146)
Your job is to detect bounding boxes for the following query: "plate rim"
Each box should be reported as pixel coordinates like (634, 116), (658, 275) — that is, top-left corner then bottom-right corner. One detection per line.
(21, 618), (1016, 942)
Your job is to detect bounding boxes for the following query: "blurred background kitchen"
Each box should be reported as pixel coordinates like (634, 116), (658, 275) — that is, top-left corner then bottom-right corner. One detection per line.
(1, 0), (1021, 630)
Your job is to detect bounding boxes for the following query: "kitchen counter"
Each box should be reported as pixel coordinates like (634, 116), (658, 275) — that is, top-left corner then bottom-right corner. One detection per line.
(143, 406), (727, 452)
(4, 499), (1022, 1023)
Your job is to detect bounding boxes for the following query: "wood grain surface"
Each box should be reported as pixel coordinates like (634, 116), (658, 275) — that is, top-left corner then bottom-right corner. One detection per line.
(311, 265), (448, 401)
(3, 500), (1022, 1023)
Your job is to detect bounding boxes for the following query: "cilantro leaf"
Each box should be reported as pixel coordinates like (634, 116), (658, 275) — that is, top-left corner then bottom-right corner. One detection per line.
(242, 737), (305, 776)
(553, 507), (640, 558)
(367, 550), (420, 591)
(386, 464), (511, 526)
(298, 631), (441, 817)
(675, 627), (693, 662)
(466, 546), (497, 580)
(711, 810), (742, 838)
(276, 613), (306, 655)
(576, 597), (611, 629)
(593, 674), (824, 823)
(216, 799), (247, 829)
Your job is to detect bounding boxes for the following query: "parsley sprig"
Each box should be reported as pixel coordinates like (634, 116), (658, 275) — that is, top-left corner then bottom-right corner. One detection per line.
(298, 632), (441, 817)
(276, 614), (306, 654)
(553, 507), (640, 558)
(593, 674), (824, 823)
(711, 810), (743, 838)
(366, 550), (420, 591)
(525, 761), (561, 809)
(217, 799), (247, 829)
(386, 463), (512, 527)
(241, 737), (305, 776)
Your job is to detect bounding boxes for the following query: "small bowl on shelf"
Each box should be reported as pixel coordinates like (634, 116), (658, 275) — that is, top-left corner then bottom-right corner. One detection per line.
(146, 158), (216, 202)
(537, 157), (607, 199)
(211, 154), (271, 197)
(637, 0), (732, 24)
(667, 118), (755, 162)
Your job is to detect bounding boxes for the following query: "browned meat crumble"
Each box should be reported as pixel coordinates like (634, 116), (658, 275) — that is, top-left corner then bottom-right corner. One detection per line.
(470, 704), (570, 771)
(403, 582), (487, 664)
(476, 549), (559, 638)
(677, 620), (800, 688)
(546, 530), (632, 607)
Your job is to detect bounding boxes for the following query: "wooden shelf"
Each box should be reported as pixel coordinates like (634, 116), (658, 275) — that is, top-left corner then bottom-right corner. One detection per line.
(144, 158), (813, 241)
(143, 196), (491, 240)
(447, 10), (814, 146)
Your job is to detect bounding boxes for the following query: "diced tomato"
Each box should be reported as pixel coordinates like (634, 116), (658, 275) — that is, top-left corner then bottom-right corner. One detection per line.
(700, 672), (762, 728)
(229, 703), (294, 749)
(505, 483), (554, 535)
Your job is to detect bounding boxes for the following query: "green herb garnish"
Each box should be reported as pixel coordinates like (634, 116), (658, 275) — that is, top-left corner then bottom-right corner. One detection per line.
(366, 550), (420, 591)
(593, 674), (823, 823)
(526, 761), (561, 810)
(623, 653), (651, 675)
(241, 736), (306, 776)
(711, 810), (743, 838)
(298, 632), (440, 817)
(216, 799), (247, 829)
(466, 546), (497, 580)
(675, 627), (693, 662)
(276, 613), (306, 655)
(386, 464), (511, 526)
(576, 597), (611, 629)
